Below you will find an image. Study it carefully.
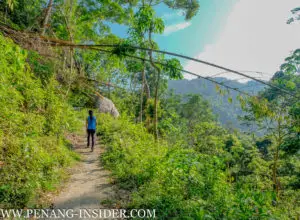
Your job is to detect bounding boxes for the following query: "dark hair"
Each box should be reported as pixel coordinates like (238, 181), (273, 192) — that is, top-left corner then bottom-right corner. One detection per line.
(88, 110), (93, 120)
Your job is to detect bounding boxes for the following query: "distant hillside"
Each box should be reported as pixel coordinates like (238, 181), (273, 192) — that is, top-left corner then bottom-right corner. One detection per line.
(168, 77), (266, 132)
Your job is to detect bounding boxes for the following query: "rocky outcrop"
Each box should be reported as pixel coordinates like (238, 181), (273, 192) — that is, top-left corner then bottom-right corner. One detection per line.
(98, 96), (120, 118)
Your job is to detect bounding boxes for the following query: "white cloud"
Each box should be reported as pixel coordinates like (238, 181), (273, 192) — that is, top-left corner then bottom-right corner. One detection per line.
(184, 0), (300, 82)
(164, 21), (191, 36)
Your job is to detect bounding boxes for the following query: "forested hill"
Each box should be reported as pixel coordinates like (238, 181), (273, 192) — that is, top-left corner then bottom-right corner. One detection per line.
(169, 78), (266, 131)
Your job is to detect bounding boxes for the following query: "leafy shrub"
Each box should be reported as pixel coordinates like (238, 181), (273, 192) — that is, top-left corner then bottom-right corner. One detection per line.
(0, 35), (81, 208)
(98, 114), (299, 219)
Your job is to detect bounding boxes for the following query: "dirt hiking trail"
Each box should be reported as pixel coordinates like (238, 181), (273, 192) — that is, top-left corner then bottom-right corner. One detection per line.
(52, 133), (118, 219)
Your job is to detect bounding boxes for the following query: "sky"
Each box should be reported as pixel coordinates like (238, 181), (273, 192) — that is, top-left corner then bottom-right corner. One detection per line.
(110, 0), (300, 82)
(181, 0), (300, 81)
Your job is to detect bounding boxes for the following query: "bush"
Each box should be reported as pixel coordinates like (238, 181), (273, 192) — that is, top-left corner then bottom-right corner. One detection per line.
(98, 114), (298, 219)
(0, 35), (81, 208)
(98, 114), (231, 219)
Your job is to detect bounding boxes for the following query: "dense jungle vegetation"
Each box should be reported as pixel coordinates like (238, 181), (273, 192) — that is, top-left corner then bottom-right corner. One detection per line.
(0, 0), (299, 219)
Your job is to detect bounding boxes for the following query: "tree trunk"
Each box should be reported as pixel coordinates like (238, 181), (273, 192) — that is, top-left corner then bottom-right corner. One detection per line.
(153, 71), (160, 139)
(148, 27), (160, 140)
(41, 0), (53, 35)
(272, 145), (279, 194)
(139, 64), (145, 123)
(273, 116), (283, 197)
(144, 77), (151, 99)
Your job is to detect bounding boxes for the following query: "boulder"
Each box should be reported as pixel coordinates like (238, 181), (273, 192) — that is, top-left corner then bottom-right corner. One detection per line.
(98, 96), (120, 118)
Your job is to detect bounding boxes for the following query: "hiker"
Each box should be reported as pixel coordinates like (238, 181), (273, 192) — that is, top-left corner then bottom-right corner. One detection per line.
(86, 110), (97, 152)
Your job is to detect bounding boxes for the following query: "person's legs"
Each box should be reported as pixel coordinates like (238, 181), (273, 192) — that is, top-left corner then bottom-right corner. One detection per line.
(87, 129), (91, 147)
(91, 130), (95, 151)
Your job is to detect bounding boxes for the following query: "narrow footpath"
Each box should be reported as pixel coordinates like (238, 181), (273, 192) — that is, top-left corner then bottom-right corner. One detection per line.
(52, 133), (118, 219)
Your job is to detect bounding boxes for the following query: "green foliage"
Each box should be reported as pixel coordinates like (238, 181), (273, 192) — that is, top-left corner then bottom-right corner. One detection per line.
(130, 5), (164, 37)
(111, 42), (137, 58)
(287, 7), (300, 24)
(5, 0), (17, 11)
(0, 0), (47, 29)
(0, 35), (81, 208)
(163, 58), (183, 80)
(0, 0), (298, 218)
(163, 0), (200, 20)
(27, 51), (54, 85)
(240, 48), (300, 218)
(98, 113), (299, 219)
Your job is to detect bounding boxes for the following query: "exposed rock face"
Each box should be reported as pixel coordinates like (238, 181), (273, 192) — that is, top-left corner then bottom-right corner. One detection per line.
(98, 97), (120, 118)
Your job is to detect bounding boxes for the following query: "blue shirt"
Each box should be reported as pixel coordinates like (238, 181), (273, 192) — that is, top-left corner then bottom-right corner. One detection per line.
(87, 116), (96, 130)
